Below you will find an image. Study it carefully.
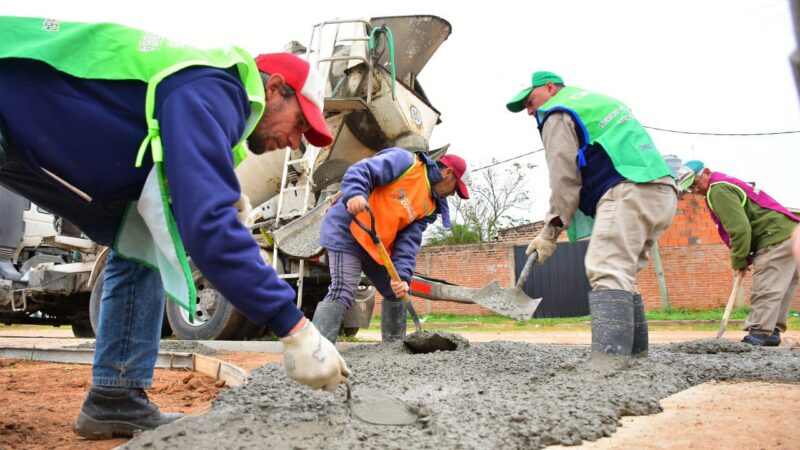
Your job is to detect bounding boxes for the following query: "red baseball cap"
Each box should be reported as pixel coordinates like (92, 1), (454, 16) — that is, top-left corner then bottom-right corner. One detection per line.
(254, 53), (333, 147)
(438, 154), (471, 199)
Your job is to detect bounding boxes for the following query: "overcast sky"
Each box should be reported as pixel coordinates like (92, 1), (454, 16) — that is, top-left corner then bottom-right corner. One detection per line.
(7, 0), (799, 219)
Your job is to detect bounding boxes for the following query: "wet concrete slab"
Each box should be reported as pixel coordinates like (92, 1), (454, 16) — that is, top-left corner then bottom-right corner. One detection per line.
(123, 339), (800, 449)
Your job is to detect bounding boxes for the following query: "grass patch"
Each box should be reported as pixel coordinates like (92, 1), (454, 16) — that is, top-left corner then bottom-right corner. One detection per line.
(365, 309), (800, 333)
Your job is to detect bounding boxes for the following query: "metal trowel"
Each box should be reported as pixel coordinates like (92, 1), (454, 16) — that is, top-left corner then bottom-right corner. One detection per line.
(345, 382), (418, 426)
(471, 251), (543, 321)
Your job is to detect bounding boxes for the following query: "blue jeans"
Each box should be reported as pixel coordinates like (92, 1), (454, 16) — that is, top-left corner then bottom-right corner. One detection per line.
(92, 251), (165, 388)
(323, 248), (397, 308)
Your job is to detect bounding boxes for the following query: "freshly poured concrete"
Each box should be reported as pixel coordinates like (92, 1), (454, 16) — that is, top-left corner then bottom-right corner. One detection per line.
(124, 340), (800, 449)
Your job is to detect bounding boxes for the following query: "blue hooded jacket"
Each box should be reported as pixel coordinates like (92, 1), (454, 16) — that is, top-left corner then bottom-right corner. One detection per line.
(319, 148), (451, 283)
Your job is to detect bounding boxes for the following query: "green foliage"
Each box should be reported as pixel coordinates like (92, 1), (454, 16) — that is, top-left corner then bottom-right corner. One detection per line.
(424, 160), (534, 245)
(425, 223), (481, 245)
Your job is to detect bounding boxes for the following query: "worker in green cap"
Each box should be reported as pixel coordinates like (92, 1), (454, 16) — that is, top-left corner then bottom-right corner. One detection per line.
(506, 71), (678, 369)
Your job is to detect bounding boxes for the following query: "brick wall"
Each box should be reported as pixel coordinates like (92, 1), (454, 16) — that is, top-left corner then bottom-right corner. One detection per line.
(373, 193), (800, 317)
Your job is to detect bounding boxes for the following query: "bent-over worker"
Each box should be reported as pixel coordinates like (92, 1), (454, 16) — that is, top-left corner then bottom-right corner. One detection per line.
(313, 149), (470, 343)
(0, 17), (349, 439)
(679, 160), (799, 346)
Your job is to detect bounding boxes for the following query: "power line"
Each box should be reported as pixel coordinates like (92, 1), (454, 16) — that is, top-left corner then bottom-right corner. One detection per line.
(473, 124), (800, 171)
(643, 126), (800, 136)
(474, 148), (543, 171)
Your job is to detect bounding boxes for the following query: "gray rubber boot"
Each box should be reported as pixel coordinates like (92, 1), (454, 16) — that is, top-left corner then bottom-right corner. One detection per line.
(381, 299), (407, 342)
(73, 386), (184, 439)
(588, 289), (634, 370)
(312, 300), (347, 344)
(632, 294), (649, 357)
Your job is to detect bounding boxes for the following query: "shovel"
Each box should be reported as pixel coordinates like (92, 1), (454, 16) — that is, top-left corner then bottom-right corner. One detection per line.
(352, 204), (464, 353)
(715, 271), (745, 339)
(471, 251), (543, 321)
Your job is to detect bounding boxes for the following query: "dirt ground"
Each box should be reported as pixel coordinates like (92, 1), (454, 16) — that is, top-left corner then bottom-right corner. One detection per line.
(0, 359), (223, 450)
(0, 350), (283, 450)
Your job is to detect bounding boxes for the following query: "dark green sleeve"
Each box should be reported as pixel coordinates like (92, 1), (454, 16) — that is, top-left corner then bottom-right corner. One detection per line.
(708, 184), (751, 269)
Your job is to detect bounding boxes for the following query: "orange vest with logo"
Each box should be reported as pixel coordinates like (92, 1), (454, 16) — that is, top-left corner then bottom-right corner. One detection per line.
(350, 158), (436, 264)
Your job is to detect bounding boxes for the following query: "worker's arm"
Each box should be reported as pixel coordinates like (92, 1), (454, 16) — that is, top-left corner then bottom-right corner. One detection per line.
(157, 67), (302, 337)
(708, 183), (751, 270)
(391, 216), (435, 284)
(340, 148), (416, 206)
(541, 111), (582, 234)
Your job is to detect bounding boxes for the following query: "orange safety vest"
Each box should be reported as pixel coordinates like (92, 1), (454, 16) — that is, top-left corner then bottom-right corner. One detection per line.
(350, 158), (436, 264)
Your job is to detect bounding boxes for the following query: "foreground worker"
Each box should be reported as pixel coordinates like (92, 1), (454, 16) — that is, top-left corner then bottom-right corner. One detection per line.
(313, 149), (470, 343)
(679, 161), (799, 346)
(0, 17), (349, 438)
(506, 71), (677, 368)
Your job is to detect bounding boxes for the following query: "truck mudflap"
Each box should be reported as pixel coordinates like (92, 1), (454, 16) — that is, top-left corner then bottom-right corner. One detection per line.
(409, 273), (478, 304)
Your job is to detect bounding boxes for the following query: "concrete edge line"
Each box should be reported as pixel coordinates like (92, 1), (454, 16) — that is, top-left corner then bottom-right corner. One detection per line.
(0, 346), (248, 387)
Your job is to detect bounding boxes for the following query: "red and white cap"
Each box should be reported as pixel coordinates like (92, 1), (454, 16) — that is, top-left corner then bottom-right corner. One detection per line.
(438, 154), (471, 199)
(254, 53), (333, 147)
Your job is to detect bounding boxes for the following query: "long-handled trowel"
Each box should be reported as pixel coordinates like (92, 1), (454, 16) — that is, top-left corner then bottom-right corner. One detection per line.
(471, 251), (543, 321)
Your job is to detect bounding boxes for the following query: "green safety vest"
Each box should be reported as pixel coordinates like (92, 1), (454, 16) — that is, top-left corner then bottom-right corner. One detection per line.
(0, 17), (266, 320)
(536, 86), (671, 241)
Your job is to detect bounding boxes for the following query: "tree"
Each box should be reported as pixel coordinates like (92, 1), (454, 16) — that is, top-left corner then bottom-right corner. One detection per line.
(425, 160), (534, 245)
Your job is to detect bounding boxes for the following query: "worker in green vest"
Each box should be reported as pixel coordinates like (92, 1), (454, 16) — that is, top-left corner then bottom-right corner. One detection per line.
(506, 71), (678, 369)
(0, 17), (349, 439)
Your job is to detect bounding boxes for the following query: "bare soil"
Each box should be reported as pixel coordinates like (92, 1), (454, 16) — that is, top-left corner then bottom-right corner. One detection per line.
(0, 359), (222, 450)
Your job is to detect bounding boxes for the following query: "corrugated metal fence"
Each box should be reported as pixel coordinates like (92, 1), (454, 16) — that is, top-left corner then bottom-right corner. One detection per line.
(514, 241), (591, 318)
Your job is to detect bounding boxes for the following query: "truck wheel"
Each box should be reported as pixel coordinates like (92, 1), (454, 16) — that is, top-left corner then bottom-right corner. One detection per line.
(90, 269), (173, 338)
(165, 276), (262, 341)
(71, 314), (95, 338)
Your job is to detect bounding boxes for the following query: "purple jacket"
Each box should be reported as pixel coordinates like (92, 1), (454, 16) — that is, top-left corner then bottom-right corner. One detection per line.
(705, 172), (800, 248)
(319, 148), (451, 283)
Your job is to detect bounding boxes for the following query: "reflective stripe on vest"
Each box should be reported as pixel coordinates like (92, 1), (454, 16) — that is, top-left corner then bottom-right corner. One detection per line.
(0, 17), (265, 319)
(350, 158), (436, 264)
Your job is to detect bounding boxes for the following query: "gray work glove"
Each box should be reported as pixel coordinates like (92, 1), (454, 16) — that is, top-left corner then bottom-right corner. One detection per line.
(280, 320), (351, 392)
(526, 235), (556, 264)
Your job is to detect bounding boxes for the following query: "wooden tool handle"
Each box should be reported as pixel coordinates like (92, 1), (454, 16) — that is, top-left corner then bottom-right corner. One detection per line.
(716, 271), (745, 339)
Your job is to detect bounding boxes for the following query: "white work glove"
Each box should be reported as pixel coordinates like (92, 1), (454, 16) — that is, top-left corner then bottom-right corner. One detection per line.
(234, 193), (254, 227)
(280, 319), (351, 392)
(526, 235), (556, 264)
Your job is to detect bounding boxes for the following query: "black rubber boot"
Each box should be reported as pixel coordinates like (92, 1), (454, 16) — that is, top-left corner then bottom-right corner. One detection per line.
(73, 386), (184, 439)
(632, 294), (649, 357)
(381, 299), (407, 342)
(589, 289), (634, 370)
(312, 300), (347, 344)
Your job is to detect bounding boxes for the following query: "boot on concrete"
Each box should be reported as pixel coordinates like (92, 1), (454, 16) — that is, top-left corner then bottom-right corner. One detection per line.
(632, 294), (649, 357)
(73, 386), (184, 439)
(381, 299), (407, 342)
(589, 289), (634, 370)
(764, 329), (781, 347)
(741, 331), (770, 346)
(312, 300), (347, 344)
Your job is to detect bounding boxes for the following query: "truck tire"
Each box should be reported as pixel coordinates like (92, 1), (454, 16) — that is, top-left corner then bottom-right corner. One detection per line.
(71, 314), (95, 338)
(165, 276), (262, 341)
(89, 269), (173, 338)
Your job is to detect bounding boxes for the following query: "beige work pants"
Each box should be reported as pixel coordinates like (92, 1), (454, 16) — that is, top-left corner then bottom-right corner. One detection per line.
(585, 180), (677, 293)
(743, 238), (799, 334)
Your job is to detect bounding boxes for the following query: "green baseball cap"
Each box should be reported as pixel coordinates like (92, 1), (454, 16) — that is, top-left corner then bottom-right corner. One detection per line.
(506, 71), (564, 113)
